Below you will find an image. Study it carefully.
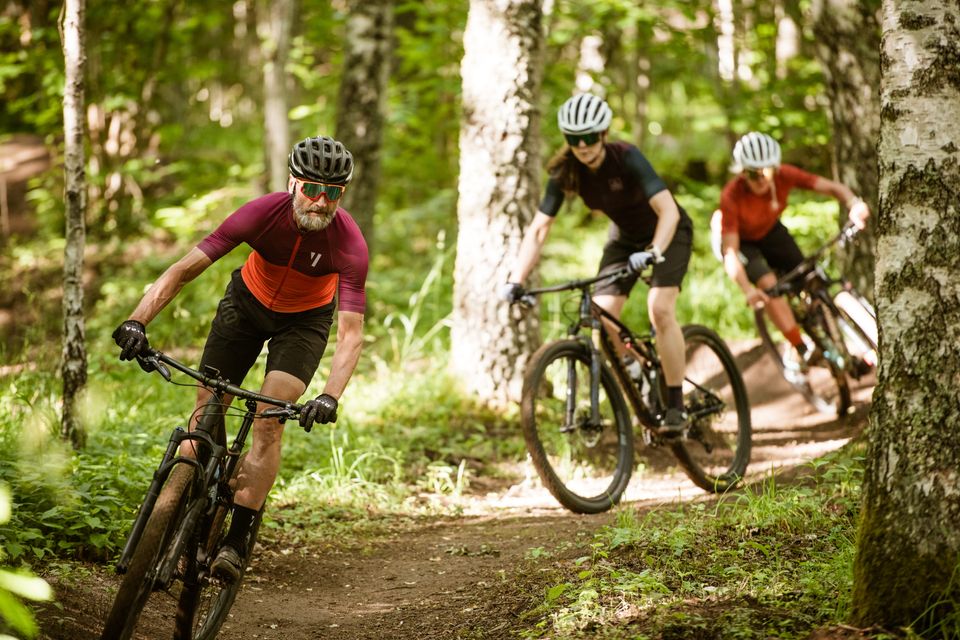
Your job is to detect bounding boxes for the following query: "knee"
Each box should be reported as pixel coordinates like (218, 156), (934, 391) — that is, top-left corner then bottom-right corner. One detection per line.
(648, 300), (677, 330)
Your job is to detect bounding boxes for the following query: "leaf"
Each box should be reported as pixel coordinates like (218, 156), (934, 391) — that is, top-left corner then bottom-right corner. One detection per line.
(0, 589), (39, 637)
(0, 570), (52, 601)
(545, 582), (569, 603)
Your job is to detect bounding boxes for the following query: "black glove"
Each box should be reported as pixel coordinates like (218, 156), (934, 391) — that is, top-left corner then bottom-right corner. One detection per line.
(499, 282), (526, 304)
(112, 320), (149, 361)
(299, 393), (338, 431)
(627, 251), (656, 274)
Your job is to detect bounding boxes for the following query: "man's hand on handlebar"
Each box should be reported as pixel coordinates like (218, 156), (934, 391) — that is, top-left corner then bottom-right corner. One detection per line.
(113, 320), (149, 361)
(299, 393), (338, 432)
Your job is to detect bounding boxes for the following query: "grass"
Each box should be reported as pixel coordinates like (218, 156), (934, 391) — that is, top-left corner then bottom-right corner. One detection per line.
(514, 445), (868, 639)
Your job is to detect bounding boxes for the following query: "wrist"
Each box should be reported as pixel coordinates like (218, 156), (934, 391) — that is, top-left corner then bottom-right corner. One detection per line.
(845, 196), (864, 210)
(645, 244), (664, 263)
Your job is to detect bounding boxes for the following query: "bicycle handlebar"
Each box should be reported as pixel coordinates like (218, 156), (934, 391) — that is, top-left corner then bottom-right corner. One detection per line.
(136, 348), (303, 422)
(518, 265), (645, 306)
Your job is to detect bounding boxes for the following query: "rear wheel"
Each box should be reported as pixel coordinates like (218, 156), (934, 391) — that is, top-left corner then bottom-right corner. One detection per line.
(754, 305), (851, 416)
(521, 338), (634, 514)
(672, 325), (752, 492)
(100, 464), (195, 640)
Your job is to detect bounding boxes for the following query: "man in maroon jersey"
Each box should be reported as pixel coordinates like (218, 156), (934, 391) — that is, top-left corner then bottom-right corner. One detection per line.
(113, 136), (369, 580)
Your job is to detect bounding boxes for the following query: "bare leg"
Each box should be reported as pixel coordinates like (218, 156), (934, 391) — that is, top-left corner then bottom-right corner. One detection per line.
(757, 272), (801, 339)
(593, 293), (628, 357)
(647, 287), (685, 387)
(231, 370), (306, 510)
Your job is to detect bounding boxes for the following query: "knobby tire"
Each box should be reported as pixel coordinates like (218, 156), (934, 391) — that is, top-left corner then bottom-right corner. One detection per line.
(521, 338), (633, 514)
(100, 464), (195, 640)
(671, 325), (752, 492)
(754, 308), (851, 416)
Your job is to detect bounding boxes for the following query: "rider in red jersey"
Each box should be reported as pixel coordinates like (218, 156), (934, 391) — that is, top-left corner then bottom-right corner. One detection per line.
(113, 136), (368, 580)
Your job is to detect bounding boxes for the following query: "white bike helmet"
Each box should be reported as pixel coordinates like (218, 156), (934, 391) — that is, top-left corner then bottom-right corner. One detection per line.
(557, 93), (612, 135)
(732, 132), (781, 171)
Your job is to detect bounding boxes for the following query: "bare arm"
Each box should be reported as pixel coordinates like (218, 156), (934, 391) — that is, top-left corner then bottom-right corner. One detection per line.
(507, 212), (556, 284)
(129, 247), (213, 326)
(721, 231), (768, 308)
(321, 311), (364, 399)
(811, 176), (871, 228)
(647, 190), (681, 255)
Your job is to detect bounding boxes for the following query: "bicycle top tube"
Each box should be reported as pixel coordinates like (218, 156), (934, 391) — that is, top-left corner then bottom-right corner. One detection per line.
(135, 347), (302, 418)
(767, 222), (860, 295)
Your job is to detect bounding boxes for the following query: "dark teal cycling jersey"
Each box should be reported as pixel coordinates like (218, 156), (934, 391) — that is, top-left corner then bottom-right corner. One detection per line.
(539, 141), (691, 244)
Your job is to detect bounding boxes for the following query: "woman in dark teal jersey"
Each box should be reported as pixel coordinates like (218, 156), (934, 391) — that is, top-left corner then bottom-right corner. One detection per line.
(501, 93), (693, 436)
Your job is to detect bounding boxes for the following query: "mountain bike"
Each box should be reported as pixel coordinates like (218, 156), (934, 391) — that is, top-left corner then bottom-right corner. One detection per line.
(517, 266), (752, 514)
(100, 347), (305, 640)
(754, 223), (878, 416)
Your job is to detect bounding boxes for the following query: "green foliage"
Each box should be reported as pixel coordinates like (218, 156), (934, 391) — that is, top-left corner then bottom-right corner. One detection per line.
(0, 485), (53, 640)
(521, 445), (867, 639)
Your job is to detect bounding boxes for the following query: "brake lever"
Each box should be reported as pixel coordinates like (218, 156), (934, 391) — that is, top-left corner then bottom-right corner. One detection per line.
(136, 353), (171, 381)
(518, 294), (537, 308)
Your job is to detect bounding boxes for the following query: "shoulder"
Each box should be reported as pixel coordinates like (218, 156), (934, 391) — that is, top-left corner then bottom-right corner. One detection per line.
(778, 163), (820, 187)
(719, 178), (745, 209)
(331, 209), (369, 255)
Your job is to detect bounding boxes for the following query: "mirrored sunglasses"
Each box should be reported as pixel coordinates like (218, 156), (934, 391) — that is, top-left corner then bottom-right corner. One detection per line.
(564, 132), (602, 147)
(299, 180), (345, 201)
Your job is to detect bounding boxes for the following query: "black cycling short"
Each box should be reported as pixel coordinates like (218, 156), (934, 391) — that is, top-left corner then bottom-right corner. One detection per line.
(199, 269), (335, 387)
(739, 221), (805, 284)
(594, 223), (693, 296)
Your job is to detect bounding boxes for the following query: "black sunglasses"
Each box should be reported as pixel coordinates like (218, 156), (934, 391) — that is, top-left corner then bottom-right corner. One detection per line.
(564, 132), (602, 147)
(743, 168), (767, 181)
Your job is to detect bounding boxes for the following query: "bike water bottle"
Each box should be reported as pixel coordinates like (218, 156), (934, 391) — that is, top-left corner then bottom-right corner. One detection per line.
(623, 355), (650, 398)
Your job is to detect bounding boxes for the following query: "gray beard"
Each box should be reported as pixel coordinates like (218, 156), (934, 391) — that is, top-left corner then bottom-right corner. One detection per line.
(292, 197), (337, 232)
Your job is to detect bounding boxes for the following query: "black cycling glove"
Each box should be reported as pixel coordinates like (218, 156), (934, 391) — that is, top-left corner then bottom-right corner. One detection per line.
(499, 282), (526, 304)
(113, 320), (149, 361)
(299, 393), (338, 432)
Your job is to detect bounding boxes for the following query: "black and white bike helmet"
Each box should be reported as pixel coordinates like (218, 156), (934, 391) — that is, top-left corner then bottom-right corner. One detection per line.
(732, 132), (781, 171)
(557, 93), (612, 135)
(288, 136), (354, 185)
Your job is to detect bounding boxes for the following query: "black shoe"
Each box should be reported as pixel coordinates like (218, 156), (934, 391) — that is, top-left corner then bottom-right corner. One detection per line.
(210, 544), (244, 582)
(656, 408), (688, 438)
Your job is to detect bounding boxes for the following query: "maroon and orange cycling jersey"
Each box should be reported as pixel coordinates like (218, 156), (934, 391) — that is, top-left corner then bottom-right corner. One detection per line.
(719, 164), (819, 241)
(197, 192), (368, 314)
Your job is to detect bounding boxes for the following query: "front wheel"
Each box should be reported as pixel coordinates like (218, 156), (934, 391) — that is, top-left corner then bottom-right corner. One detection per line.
(180, 453), (262, 640)
(754, 306), (851, 416)
(521, 338), (634, 514)
(672, 325), (752, 493)
(100, 463), (195, 640)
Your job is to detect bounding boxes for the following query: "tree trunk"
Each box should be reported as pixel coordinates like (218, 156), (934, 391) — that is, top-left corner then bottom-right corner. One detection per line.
(260, 0), (296, 193)
(59, 0), (88, 449)
(335, 0), (393, 249)
(810, 0), (881, 299)
(451, 0), (543, 406)
(851, 0), (960, 630)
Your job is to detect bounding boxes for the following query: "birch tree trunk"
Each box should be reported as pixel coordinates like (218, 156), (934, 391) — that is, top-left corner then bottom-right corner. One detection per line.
(851, 0), (960, 629)
(260, 0), (295, 193)
(59, 0), (88, 449)
(451, 0), (543, 406)
(335, 0), (393, 248)
(810, 0), (881, 298)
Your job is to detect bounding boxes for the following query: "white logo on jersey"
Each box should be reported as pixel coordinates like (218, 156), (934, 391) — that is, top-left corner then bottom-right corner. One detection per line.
(310, 252), (322, 267)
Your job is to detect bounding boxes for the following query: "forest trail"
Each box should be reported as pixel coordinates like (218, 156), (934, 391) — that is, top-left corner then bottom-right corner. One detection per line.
(36, 342), (875, 640)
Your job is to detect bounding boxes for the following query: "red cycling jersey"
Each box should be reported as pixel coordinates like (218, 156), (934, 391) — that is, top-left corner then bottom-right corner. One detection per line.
(197, 192), (368, 314)
(719, 164), (819, 241)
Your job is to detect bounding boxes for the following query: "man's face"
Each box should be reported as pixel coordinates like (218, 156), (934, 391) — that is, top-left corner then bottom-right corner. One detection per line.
(291, 178), (342, 231)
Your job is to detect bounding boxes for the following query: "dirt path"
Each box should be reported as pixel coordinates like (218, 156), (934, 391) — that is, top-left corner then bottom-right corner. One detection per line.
(36, 343), (875, 640)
